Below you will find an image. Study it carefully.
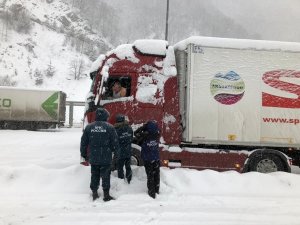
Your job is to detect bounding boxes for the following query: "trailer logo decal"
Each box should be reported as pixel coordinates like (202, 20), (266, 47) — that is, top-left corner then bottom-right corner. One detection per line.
(193, 45), (204, 54)
(210, 71), (245, 105)
(42, 92), (58, 119)
(262, 70), (300, 108)
(0, 98), (11, 108)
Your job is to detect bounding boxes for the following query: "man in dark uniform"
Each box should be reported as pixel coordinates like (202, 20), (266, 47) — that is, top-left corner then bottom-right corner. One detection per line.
(80, 108), (120, 201)
(114, 114), (133, 183)
(134, 120), (160, 199)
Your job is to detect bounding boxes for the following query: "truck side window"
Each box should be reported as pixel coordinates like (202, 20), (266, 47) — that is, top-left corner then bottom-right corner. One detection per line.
(102, 76), (131, 99)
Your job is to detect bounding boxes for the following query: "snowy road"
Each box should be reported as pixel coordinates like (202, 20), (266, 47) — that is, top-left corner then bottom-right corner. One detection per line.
(1, 128), (300, 225)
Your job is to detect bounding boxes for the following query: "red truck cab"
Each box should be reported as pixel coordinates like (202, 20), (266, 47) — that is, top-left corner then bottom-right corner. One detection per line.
(84, 40), (182, 166)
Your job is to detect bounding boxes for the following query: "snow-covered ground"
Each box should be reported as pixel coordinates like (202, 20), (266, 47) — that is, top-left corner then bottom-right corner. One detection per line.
(1, 128), (300, 225)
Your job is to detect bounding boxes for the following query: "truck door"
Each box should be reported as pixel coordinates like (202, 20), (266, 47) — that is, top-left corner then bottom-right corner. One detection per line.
(132, 73), (164, 126)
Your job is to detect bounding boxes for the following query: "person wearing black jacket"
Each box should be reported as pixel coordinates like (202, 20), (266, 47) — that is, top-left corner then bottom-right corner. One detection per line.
(114, 114), (133, 183)
(134, 120), (160, 199)
(80, 108), (120, 201)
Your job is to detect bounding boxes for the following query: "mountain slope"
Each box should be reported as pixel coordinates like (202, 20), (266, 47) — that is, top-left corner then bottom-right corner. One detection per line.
(0, 0), (111, 100)
(104, 0), (257, 45)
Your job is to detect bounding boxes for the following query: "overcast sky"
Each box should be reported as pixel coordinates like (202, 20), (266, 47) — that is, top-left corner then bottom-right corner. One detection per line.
(100, 0), (300, 44)
(211, 0), (300, 42)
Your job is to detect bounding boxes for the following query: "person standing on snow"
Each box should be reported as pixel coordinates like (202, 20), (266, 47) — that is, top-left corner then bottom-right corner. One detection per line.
(80, 108), (120, 201)
(114, 114), (133, 183)
(134, 120), (160, 199)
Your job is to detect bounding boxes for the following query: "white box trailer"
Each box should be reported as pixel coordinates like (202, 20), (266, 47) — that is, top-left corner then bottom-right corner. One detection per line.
(175, 37), (300, 148)
(0, 87), (66, 129)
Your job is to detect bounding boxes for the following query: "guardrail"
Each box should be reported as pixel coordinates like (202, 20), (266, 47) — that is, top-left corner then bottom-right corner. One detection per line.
(66, 101), (85, 127)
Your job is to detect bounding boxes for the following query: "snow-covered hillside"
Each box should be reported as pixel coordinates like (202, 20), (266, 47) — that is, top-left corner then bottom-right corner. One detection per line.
(0, 0), (110, 101)
(1, 128), (300, 225)
(0, 22), (92, 100)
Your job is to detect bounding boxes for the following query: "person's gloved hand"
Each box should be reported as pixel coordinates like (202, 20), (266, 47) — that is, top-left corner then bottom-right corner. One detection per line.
(80, 156), (89, 166)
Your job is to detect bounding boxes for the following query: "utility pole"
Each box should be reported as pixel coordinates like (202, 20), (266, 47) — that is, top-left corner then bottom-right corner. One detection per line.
(165, 0), (169, 41)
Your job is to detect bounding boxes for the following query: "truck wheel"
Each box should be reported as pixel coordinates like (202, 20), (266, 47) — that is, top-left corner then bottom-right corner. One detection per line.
(249, 153), (285, 173)
(131, 147), (143, 166)
(2, 122), (9, 129)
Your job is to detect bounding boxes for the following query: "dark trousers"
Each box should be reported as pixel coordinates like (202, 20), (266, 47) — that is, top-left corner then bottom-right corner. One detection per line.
(144, 160), (160, 197)
(90, 164), (111, 191)
(117, 158), (132, 181)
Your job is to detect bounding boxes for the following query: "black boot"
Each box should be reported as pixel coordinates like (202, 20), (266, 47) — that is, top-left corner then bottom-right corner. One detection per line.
(127, 174), (132, 184)
(155, 185), (160, 194)
(103, 189), (115, 202)
(148, 190), (156, 199)
(126, 171), (132, 184)
(92, 191), (99, 201)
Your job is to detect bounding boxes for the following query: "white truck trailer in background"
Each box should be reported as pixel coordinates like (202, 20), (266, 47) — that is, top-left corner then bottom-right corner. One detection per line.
(0, 87), (66, 130)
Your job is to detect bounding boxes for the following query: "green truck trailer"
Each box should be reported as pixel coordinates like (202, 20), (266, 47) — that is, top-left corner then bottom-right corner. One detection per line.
(0, 87), (66, 130)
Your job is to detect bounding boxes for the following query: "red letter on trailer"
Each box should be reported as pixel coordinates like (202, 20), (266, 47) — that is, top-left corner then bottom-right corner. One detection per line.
(262, 70), (300, 108)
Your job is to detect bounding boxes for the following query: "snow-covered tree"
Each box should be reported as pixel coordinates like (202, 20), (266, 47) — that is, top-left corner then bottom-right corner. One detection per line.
(0, 75), (17, 86)
(69, 58), (85, 80)
(45, 60), (56, 78)
(34, 69), (43, 86)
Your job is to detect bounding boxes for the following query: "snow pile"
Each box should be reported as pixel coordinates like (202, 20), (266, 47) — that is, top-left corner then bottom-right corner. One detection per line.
(168, 146), (182, 152)
(96, 43), (139, 69)
(1, 128), (300, 225)
(112, 44), (140, 63)
(163, 169), (300, 196)
(133, 39), (168, 56)
(90, 43), (141, 73)
(90, 39), (168, 72)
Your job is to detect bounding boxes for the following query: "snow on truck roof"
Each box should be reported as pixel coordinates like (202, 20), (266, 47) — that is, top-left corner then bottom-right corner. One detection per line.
(90, 36), (300, 73)
(90, 40), (169, 73)
(90, 54), (105, 74)
(174, 36), (300, 52)
(133, 39), (168, 56)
